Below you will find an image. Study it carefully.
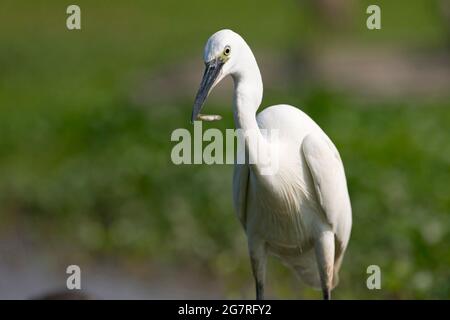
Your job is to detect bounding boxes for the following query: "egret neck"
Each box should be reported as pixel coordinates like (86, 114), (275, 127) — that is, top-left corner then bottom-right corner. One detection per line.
(231, 49), (273, 178)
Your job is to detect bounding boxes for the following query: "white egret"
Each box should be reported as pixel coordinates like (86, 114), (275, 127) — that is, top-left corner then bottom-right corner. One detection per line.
(191, 29), (352, 300)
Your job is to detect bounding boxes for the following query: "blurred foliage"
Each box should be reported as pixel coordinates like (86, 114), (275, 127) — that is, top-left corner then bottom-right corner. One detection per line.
(0, 0), (449, 299)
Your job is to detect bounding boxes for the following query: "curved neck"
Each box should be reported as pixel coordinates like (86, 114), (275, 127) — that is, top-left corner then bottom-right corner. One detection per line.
(231, 43), (263, 125)
(232, 65), (263, 129)
(232, 52), (273, 176)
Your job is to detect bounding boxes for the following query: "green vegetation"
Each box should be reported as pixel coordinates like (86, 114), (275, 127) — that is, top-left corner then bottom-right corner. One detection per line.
(0, 0), (448, 298)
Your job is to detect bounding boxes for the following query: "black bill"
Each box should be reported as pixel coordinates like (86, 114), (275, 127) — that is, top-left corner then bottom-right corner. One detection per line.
(191, 58), (224, 123)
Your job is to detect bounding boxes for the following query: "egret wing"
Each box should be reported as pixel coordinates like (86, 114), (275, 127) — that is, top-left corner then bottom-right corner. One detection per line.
(301, 133), (351, 237)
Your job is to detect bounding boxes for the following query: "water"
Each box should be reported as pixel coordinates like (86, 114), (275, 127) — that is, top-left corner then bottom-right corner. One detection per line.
(0, 232), (223, 299)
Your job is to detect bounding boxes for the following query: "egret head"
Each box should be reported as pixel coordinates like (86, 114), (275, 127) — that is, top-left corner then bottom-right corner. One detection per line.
(191, 29), (244, 123)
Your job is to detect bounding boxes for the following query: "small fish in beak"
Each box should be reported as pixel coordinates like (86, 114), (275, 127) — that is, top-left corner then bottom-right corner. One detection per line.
(196, 114), (222, 121)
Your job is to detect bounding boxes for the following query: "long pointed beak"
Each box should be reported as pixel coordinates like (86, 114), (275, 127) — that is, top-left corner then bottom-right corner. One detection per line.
(191, 58), (224, 123)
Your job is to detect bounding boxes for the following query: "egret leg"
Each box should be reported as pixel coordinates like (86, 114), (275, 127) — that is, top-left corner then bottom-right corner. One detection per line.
(314, 231), (335, 300)
(249, 241), (267, 300)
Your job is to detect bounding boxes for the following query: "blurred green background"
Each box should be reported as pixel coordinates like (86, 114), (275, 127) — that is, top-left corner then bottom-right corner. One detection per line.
(0, 0), (449, 299)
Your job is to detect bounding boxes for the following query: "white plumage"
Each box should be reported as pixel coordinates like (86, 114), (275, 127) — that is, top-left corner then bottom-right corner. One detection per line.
(192, 29), (352, 300)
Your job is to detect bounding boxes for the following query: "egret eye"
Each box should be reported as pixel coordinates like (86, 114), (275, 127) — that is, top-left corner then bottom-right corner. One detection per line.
(224, 46), (231, 56)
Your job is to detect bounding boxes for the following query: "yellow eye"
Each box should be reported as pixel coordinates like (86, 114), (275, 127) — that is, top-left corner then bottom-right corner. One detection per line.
(224, 46), (231, 56)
